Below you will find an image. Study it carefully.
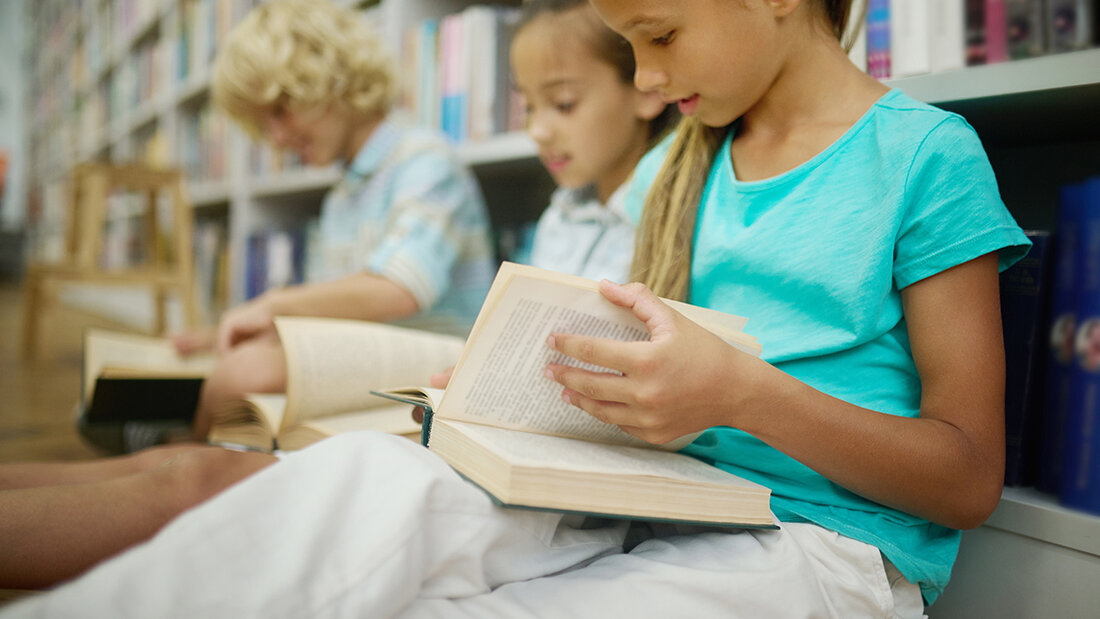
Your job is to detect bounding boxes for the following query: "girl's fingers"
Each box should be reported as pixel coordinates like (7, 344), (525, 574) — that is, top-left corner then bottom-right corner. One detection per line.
(546, 334), (645, 374)
(558, 385), (630, 426)
(598, 280), (677, 337)
(549, 364), (634, 406)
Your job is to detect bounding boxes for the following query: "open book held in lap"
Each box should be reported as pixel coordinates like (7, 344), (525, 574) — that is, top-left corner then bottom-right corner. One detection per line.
(376, 262), (775, 528)
(208, 317), (465, 451)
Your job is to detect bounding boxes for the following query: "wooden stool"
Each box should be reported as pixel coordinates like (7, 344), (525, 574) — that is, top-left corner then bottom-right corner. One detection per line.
(22, 163), (198, 360)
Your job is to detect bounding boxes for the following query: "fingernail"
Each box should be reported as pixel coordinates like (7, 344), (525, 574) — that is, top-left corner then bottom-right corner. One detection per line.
(544, 368), (554, 380)
(561, 392), (571, 405)
(546, 335), (556, 349)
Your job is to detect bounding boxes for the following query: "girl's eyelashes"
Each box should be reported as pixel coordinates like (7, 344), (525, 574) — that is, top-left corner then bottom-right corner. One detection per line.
(651, 30), (675, 46)
(554, 101), (577, 114)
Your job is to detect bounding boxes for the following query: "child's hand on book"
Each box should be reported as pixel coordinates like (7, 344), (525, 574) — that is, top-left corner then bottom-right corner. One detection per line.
(216, 295), (280, 355)
(169, 327), (217, 356)
(544, 280), (765, 445)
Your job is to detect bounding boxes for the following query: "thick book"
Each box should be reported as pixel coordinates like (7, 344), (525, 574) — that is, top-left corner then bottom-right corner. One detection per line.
(1000, 230), (1053, 486)
(207, 317), (465, 452)
(375, 262), (774, 528)
(81, 329), (216, 424)
(79, 329), (217, 453)
(1059, 177), (1100, 515)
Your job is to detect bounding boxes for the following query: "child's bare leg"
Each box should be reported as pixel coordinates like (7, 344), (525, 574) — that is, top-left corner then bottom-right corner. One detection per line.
(0, 445), (276, 589)
(192, 337), (287, 441)
(0, 444), (209, 491)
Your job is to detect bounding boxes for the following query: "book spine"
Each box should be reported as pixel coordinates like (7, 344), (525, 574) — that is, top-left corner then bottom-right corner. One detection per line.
(931, 0), (967, 72)
(1046, 0), (1095, 52)
(966, 0), (988, 64)
(891, 0), (932, 77)
(866, 0), (893, 78)
(1038, 182), (1087, 494)
(421, 407), (434, 447)
(1001, 231), (1054, 486)
(985, 0), (1009, 62)
(1059, 178), (1100, 515)
(1006, 0), (1046, 59)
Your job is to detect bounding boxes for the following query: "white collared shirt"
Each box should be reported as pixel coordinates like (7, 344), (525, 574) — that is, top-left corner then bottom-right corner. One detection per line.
(528, 181), (635, 283)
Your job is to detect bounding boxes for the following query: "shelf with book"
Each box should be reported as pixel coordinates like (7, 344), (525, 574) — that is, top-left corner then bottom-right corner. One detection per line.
(885, 48), (1100, 145)
(456, 131), (538, 167)
(21, 0), (552, 322)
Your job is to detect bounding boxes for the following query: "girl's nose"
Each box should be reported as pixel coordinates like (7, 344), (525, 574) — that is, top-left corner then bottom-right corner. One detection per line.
(527, 114), (552, 144)
(634, 66), (667, 94)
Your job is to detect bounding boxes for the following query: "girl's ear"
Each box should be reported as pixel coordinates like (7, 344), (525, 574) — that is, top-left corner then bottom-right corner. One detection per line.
(634, 88), (667, 122)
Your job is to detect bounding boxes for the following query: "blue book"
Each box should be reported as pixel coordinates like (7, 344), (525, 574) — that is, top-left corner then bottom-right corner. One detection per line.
(1001, 230), (1054, 486)
(1037, 182), (1087, 494)
(1059, 177), (1100, 514)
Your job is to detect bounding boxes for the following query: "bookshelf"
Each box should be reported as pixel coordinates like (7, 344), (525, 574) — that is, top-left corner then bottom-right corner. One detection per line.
(24, 0), (548, 325)
(882, 48), (1100, 619)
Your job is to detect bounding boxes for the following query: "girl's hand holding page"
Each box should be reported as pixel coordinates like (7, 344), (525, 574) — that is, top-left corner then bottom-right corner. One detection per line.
(544, 279), (766, 445)
(216, 294), (279, 355)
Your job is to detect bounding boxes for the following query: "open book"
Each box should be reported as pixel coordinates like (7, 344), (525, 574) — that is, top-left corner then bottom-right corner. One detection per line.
(376, 262), (775, 528)
(207, 317), (465, 451)
(82, 329), (216, 425)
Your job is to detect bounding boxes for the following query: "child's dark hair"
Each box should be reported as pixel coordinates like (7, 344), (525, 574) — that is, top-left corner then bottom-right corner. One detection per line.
(516, 0), (677, 145)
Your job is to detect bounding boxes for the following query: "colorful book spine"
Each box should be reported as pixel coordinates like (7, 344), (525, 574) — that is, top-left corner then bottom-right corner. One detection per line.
(985, 0), (1009, 62)
(866, 0), (893, 78)
(1060, 177), (1100, 515)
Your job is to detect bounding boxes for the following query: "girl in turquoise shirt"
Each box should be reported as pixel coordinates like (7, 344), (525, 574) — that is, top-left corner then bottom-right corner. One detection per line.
(545, 0), (1030, 607)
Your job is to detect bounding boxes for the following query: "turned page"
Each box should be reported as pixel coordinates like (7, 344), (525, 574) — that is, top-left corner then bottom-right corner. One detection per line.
(84, 329), (215, 400)
(438, 269), (687, 449)
(276, 317), (465, 426)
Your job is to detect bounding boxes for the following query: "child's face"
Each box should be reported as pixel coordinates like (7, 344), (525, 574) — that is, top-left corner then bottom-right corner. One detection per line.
(261, 102), (357, 166)
(592, 0), (784, 128)
(511, 11), (657, 201)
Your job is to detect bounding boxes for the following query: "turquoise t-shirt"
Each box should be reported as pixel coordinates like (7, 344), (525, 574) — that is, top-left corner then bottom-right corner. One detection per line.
(626, 89), (1030, 604)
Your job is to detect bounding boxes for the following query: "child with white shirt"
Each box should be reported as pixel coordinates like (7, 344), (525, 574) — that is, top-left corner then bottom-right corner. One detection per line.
(514, 0), (676, 283)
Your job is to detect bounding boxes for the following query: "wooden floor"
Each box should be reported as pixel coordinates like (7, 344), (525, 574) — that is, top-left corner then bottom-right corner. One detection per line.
(0, 278), (113, 464)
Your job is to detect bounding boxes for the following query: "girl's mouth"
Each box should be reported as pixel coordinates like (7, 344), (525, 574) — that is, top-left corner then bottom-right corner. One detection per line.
(543, 156), (570, 174)
(678, 94), (700, 116)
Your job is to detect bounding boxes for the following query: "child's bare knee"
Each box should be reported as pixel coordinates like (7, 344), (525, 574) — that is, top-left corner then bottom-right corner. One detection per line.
(153, 447), (276, 511)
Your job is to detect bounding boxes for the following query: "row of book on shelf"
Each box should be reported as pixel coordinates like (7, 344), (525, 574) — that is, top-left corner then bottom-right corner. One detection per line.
(1002, 175), (1100, 516)
(861, 0), (1097, 80)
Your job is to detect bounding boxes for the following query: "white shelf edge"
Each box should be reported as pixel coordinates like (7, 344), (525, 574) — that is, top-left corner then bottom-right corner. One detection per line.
(187, 180), (231, 207)
(250, 165), (343, 198)
(885, 48), (1100, 104)
(457, 132), (538, 166)
(175, 72), (211, 107)
(984, 486), (1100, 557)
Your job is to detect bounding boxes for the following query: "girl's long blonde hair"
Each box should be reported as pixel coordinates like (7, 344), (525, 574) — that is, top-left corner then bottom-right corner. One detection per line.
(629, 0), (865, 301)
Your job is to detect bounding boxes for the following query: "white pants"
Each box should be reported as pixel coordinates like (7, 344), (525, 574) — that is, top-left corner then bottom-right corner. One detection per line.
(3, 432), (923, 618)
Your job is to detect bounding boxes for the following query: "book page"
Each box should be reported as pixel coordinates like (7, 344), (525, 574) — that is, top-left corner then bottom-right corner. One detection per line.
(207, 393), (286, 451)
(279, 404), (422, 451)
(276, 317), (465, 426)
(83, 329), (215, 400)
(439, 273), (675, 449)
